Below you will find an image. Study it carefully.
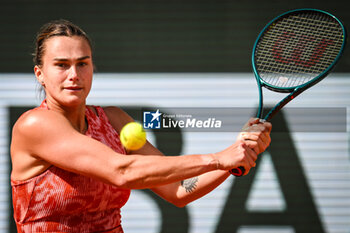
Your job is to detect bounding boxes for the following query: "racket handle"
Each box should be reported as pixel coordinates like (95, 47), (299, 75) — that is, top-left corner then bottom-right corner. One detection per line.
(229, 166), (245, 177)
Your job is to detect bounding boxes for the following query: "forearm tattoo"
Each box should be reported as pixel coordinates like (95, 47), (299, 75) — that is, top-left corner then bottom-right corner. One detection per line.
(181, 177), (199, 193)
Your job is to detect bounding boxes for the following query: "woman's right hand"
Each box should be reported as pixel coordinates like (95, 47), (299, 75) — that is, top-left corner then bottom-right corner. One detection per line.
(214, 118), (272, 176)
(213, 140), (257, 175)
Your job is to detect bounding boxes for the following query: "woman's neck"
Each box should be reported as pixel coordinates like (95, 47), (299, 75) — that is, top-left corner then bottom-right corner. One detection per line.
(44, 98), (87, 134)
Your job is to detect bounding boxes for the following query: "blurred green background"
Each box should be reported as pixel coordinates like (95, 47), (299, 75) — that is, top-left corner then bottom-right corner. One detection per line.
(0, 0), (349, 73)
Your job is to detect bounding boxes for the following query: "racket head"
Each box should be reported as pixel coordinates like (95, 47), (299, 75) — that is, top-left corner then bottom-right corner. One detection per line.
(232, 9), (346, 177)
(252, 8), (347, 93)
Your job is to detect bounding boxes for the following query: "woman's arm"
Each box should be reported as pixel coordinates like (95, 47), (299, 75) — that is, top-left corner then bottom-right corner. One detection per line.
(11, 108), (256, 190)
(153, 170), (230, 207)
(104, 107), (271, 207)
(128, 129), (268, 207)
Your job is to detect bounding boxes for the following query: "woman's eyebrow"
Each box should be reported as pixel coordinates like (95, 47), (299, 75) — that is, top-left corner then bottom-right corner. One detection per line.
(53, 56), (91, 61)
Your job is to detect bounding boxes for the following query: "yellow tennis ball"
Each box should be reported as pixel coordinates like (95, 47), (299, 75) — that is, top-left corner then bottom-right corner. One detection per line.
(120, 122), (147, 150)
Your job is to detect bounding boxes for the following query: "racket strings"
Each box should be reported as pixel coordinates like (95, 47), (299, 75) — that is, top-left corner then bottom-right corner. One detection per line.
(255, 11), (344, 88)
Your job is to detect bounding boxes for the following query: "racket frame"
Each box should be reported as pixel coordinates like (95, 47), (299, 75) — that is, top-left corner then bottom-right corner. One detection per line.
(231, 8), (347, 177)
(252, 8), (347, 120)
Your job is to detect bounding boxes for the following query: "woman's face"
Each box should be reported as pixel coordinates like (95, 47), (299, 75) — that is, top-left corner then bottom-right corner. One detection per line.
(35, 36), (93, 108)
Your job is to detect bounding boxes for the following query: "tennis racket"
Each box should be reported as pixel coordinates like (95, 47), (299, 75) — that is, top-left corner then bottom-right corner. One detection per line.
(230, 8), (347, 177)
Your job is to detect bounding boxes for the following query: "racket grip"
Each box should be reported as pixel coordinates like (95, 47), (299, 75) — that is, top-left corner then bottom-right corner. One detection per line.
(229, 166), (245, 177)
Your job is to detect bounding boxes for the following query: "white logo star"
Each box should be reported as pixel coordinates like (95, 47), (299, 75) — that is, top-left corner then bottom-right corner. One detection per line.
(151, 109), (162, 122)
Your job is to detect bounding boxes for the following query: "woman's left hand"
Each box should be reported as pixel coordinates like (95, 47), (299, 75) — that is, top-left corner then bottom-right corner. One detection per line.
(237, 118), (272, 155)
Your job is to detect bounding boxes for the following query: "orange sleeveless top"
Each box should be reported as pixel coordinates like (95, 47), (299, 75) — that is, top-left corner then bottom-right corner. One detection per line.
(11, 101), (130, 233)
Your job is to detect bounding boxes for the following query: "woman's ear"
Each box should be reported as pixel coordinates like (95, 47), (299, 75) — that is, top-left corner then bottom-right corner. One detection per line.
(34, 65), (45, 87)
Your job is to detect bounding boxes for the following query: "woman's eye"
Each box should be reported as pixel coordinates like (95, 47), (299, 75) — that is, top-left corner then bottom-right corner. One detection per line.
(78, 62), (87, 67)
(56, 63), (68, 68)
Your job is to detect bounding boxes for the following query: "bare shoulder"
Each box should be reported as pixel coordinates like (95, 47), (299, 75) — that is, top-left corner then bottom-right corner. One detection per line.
(102, 106), (134, 133)
(11, 109), (72, 180)
(14, 109), (49, 135)
(13, 108), (70, 139)
(11, 108), (73, 157)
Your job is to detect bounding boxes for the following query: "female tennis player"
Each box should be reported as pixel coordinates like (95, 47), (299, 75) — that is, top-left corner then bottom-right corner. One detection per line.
(10, 20), (272, 232)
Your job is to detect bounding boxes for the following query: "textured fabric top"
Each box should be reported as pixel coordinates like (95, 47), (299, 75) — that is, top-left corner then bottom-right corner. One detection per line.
(11, 101), (130, 233)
